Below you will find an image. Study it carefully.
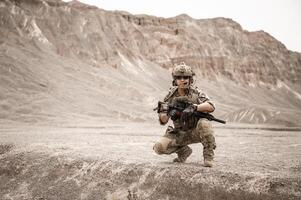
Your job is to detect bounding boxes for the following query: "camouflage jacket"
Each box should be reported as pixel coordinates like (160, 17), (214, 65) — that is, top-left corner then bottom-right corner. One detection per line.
(162, 86), (215, 130)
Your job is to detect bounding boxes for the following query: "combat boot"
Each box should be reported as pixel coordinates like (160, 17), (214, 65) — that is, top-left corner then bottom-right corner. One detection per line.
(203, 149), (214, 167)
(202, 139), (215, 167)
(203, 158), (213, 167)
(173, 146), (192, 163)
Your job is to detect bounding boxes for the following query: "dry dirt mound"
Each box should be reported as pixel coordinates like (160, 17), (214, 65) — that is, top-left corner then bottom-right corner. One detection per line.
(0, 123), (300, 200)
(0, 144), (14, 155)
(0, 149), (300, 200)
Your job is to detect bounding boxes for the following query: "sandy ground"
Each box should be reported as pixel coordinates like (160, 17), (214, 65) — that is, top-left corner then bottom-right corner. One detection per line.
(0, 121), (301, 199)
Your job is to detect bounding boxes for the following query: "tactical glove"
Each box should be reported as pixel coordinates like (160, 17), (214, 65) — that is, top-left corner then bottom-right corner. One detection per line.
(169, 109), (181, 121)
(181, 104), (197, 122)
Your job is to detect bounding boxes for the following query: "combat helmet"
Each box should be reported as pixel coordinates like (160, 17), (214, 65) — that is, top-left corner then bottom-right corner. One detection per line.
(172, 62), (195, 78)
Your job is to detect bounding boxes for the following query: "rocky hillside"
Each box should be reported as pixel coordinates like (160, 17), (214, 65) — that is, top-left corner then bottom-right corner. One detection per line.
(0, 0), (300, 126)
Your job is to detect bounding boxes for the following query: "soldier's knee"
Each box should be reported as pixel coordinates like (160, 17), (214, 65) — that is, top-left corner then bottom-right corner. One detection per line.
(153, 137), (175, 155)
(153, 142), (164, 155)
(197, 119), (213, 137)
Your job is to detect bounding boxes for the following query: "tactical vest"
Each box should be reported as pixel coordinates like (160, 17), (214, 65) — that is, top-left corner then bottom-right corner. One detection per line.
(164, 86), (201, 130)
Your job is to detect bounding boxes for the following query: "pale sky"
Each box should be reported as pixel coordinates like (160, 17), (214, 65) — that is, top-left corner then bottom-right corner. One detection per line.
(68, 0), (301, 52)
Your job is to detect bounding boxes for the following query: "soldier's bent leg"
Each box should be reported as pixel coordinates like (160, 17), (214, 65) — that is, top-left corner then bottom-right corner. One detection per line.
(153, 137), (178, 155)
(173, 145), (192, 163)
(196, 119), (216, 167)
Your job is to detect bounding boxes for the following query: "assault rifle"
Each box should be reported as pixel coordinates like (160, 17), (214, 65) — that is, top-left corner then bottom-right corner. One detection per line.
(154, 99), (226, 124)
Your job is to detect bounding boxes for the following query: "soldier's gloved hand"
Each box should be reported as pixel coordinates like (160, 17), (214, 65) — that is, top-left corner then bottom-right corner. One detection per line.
(181, 104), (197, 122)
(169, 109), (181, 121)
(160, 102), (169, 113)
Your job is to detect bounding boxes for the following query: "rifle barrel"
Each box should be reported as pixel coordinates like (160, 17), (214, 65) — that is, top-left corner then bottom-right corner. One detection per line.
(194, 112), (226, 124)
(212, 118), (226, 124)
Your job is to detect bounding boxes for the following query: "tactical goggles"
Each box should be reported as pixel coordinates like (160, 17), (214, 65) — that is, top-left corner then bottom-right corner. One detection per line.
(175, 76), (190, 80)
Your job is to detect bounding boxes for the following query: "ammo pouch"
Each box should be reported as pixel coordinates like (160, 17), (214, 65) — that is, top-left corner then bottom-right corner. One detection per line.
(173, 116), (198, 131)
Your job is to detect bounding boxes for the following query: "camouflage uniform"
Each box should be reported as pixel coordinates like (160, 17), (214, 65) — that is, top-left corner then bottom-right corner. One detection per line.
(153, 67), (216, 166)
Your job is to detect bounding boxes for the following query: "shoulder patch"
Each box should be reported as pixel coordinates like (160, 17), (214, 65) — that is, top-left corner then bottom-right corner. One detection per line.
(164, 86), (178, 102)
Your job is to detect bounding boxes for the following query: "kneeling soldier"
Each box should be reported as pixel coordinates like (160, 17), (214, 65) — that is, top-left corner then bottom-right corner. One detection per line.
(153, 62), (216, 167)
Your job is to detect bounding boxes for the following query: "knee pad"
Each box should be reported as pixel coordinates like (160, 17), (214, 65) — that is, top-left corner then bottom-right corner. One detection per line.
(153, 142), (164, 155)
(197, 119), (213, 137)
(153, 137), (176, 155)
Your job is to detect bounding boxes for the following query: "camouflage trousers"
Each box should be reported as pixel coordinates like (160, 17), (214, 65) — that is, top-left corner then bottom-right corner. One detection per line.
(153, 118), (216, 161)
